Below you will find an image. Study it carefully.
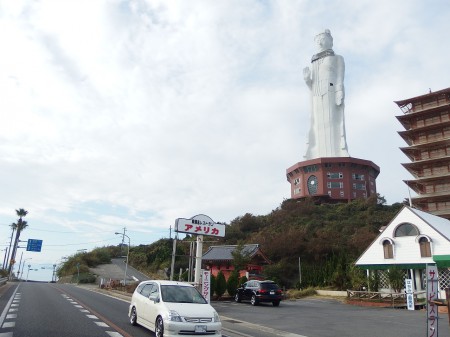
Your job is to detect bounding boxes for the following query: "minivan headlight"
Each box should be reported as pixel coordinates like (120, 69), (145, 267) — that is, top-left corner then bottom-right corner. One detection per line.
(214, 311), (220, 322)
(168, 310), (183, 322)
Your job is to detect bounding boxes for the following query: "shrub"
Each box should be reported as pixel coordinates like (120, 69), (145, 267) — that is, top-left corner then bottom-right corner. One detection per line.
(210, 274), (216, 297)
(387, 268), (405, 293)
(226, 271), (239, 297)
(238, 275), (248, 286)
(215, 271), (227, 298)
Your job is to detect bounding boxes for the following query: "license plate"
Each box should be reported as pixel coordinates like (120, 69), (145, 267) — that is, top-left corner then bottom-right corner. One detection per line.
(195, 325), (207, 333)
(270, 291), (275, 295)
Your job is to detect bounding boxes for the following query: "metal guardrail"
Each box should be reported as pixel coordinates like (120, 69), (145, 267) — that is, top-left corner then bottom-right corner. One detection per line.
(0, 277), (8, 286)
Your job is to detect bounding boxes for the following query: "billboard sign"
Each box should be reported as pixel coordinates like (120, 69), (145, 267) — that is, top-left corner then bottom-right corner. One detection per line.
(175, 214), (225, 237)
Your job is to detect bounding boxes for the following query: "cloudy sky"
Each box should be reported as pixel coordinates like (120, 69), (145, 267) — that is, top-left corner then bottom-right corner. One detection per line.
(1, 0), (449, 281)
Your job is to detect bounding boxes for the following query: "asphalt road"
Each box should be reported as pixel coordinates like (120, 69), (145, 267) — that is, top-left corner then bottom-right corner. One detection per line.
(1, 282), (449, 337)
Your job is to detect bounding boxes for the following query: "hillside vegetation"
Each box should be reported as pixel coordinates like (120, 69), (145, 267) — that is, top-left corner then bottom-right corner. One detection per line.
(58, 195), (404, 290)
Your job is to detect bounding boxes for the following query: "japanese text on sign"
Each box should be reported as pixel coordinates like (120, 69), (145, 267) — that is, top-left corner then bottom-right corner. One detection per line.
(175, 215), (225, 237)
(405, 279), (414, 311)
(426, 265), (439, 337)
(201, 270), (211, 303)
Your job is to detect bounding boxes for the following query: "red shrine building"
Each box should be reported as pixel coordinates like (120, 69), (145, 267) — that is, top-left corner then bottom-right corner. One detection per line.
(396, 87), (450, 219)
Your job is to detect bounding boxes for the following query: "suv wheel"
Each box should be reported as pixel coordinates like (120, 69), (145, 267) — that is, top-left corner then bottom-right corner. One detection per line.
(235, 293), (241, 303)
(250, 294), (258, 306)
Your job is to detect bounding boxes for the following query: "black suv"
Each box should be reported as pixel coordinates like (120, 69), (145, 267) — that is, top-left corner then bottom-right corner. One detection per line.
(235, 280), (283, 306)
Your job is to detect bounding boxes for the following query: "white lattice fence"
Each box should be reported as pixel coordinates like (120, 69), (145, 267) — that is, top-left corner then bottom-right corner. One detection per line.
(422, 268), (450, 290)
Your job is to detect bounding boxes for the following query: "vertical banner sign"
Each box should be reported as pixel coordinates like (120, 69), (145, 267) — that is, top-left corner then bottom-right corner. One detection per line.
(426, 264), (439, 337)
(405, 279), (414, 311)
(201, 270), (211, 303)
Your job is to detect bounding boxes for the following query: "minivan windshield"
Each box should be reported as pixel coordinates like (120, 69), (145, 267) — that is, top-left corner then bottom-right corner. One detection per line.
(161, 285), (207, 304)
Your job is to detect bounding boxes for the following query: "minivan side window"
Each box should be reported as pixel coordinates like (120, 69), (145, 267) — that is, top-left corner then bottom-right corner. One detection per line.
(149, 283), (159, 299)
(140, 284), (154, 297)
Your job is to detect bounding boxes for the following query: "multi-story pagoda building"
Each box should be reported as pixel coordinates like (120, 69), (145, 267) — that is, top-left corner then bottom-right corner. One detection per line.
(396, 87), (450, 219)
(286, 29), (379, 202)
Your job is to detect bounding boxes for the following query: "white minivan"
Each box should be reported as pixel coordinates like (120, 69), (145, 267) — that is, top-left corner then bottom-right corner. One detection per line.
(129, 280), (222, 337)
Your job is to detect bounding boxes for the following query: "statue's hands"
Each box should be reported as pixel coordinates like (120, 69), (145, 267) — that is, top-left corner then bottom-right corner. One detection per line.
(303, 67), (311, 81)
(336, 90), (344, 105)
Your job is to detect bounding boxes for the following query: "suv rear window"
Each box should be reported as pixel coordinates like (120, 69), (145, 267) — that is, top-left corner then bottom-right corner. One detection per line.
(260, 282), (279, 290)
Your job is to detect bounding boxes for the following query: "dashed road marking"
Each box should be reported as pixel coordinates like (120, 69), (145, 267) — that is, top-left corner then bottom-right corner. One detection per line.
(95, 322), (109, 327)
(60, 292), (127, 337)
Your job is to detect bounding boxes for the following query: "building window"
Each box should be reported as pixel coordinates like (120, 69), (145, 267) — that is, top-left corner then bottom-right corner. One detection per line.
(353, 183), (366, 190)
(327, 182), (343, 188)
(419, 237), (431, 257)
(395, 223), (419, 237)
(383, 240), (394, 259)
(304, 165), (318, 173)
(352, 173), (365, 180)
(327, 172), (343, 179)
(340, 191), (344, 197)
(324, 163), (332, 168)
(294, 178), (300, 186)
(294, 188), (301, 195)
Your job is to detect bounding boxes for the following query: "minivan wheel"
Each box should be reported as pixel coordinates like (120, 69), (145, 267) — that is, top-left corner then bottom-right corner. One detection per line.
(130, 307), (137, 325)
(235, 293), (241, 303)
(250, 294), (258, 306)
(155, 316), (164, 337)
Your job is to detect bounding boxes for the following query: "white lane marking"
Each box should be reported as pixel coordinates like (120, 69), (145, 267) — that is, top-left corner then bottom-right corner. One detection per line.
(8, 309), (17, 312)
(80, 309), (90, 313)
(74, 305), (83, 308)
(106, 332), (123, 337)
(0, 286), (19, 328)
(10, 304), (18, 307)
(2, 322), (15, 328)
(87, 314), (98, 319)
(6, 314), (17, 319)
(0, 332), (13, 337)
(221, 315), (309, 337)
(94, 322), (109, 327)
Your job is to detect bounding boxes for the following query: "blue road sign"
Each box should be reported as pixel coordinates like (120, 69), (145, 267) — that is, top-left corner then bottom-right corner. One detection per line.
(27, 239), (43, 252)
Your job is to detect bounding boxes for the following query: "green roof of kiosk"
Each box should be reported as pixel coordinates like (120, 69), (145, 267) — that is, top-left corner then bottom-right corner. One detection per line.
(433, 255), (450, 267)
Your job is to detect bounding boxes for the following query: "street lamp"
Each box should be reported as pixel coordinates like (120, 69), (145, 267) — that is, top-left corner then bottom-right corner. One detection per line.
(115, 232), (130, 286)
(20, 258), (32, 280)
(27, 264), (38, 282)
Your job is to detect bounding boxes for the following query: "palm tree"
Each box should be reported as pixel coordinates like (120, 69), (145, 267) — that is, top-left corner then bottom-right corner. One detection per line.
(5, 223), (16, 270)
(8, 209), (29, 275)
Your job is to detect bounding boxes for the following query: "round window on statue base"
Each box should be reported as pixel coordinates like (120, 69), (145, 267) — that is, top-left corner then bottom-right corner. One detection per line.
(307, 175), (318, 195)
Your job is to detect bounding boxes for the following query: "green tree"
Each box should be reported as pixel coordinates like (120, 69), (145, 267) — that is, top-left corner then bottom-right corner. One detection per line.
(226, 270), (239, 297)
(231, 242), (251, 272)
(215, 271), (227, 299)
(9, 209), (28, 274)
(387, 268), (405, 293)
(210, 274), (216, 297)
(348, 263), (367, 290)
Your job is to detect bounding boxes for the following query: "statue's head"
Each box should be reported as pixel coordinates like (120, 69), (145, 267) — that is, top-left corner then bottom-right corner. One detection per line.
(314, 29), (333, 50)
